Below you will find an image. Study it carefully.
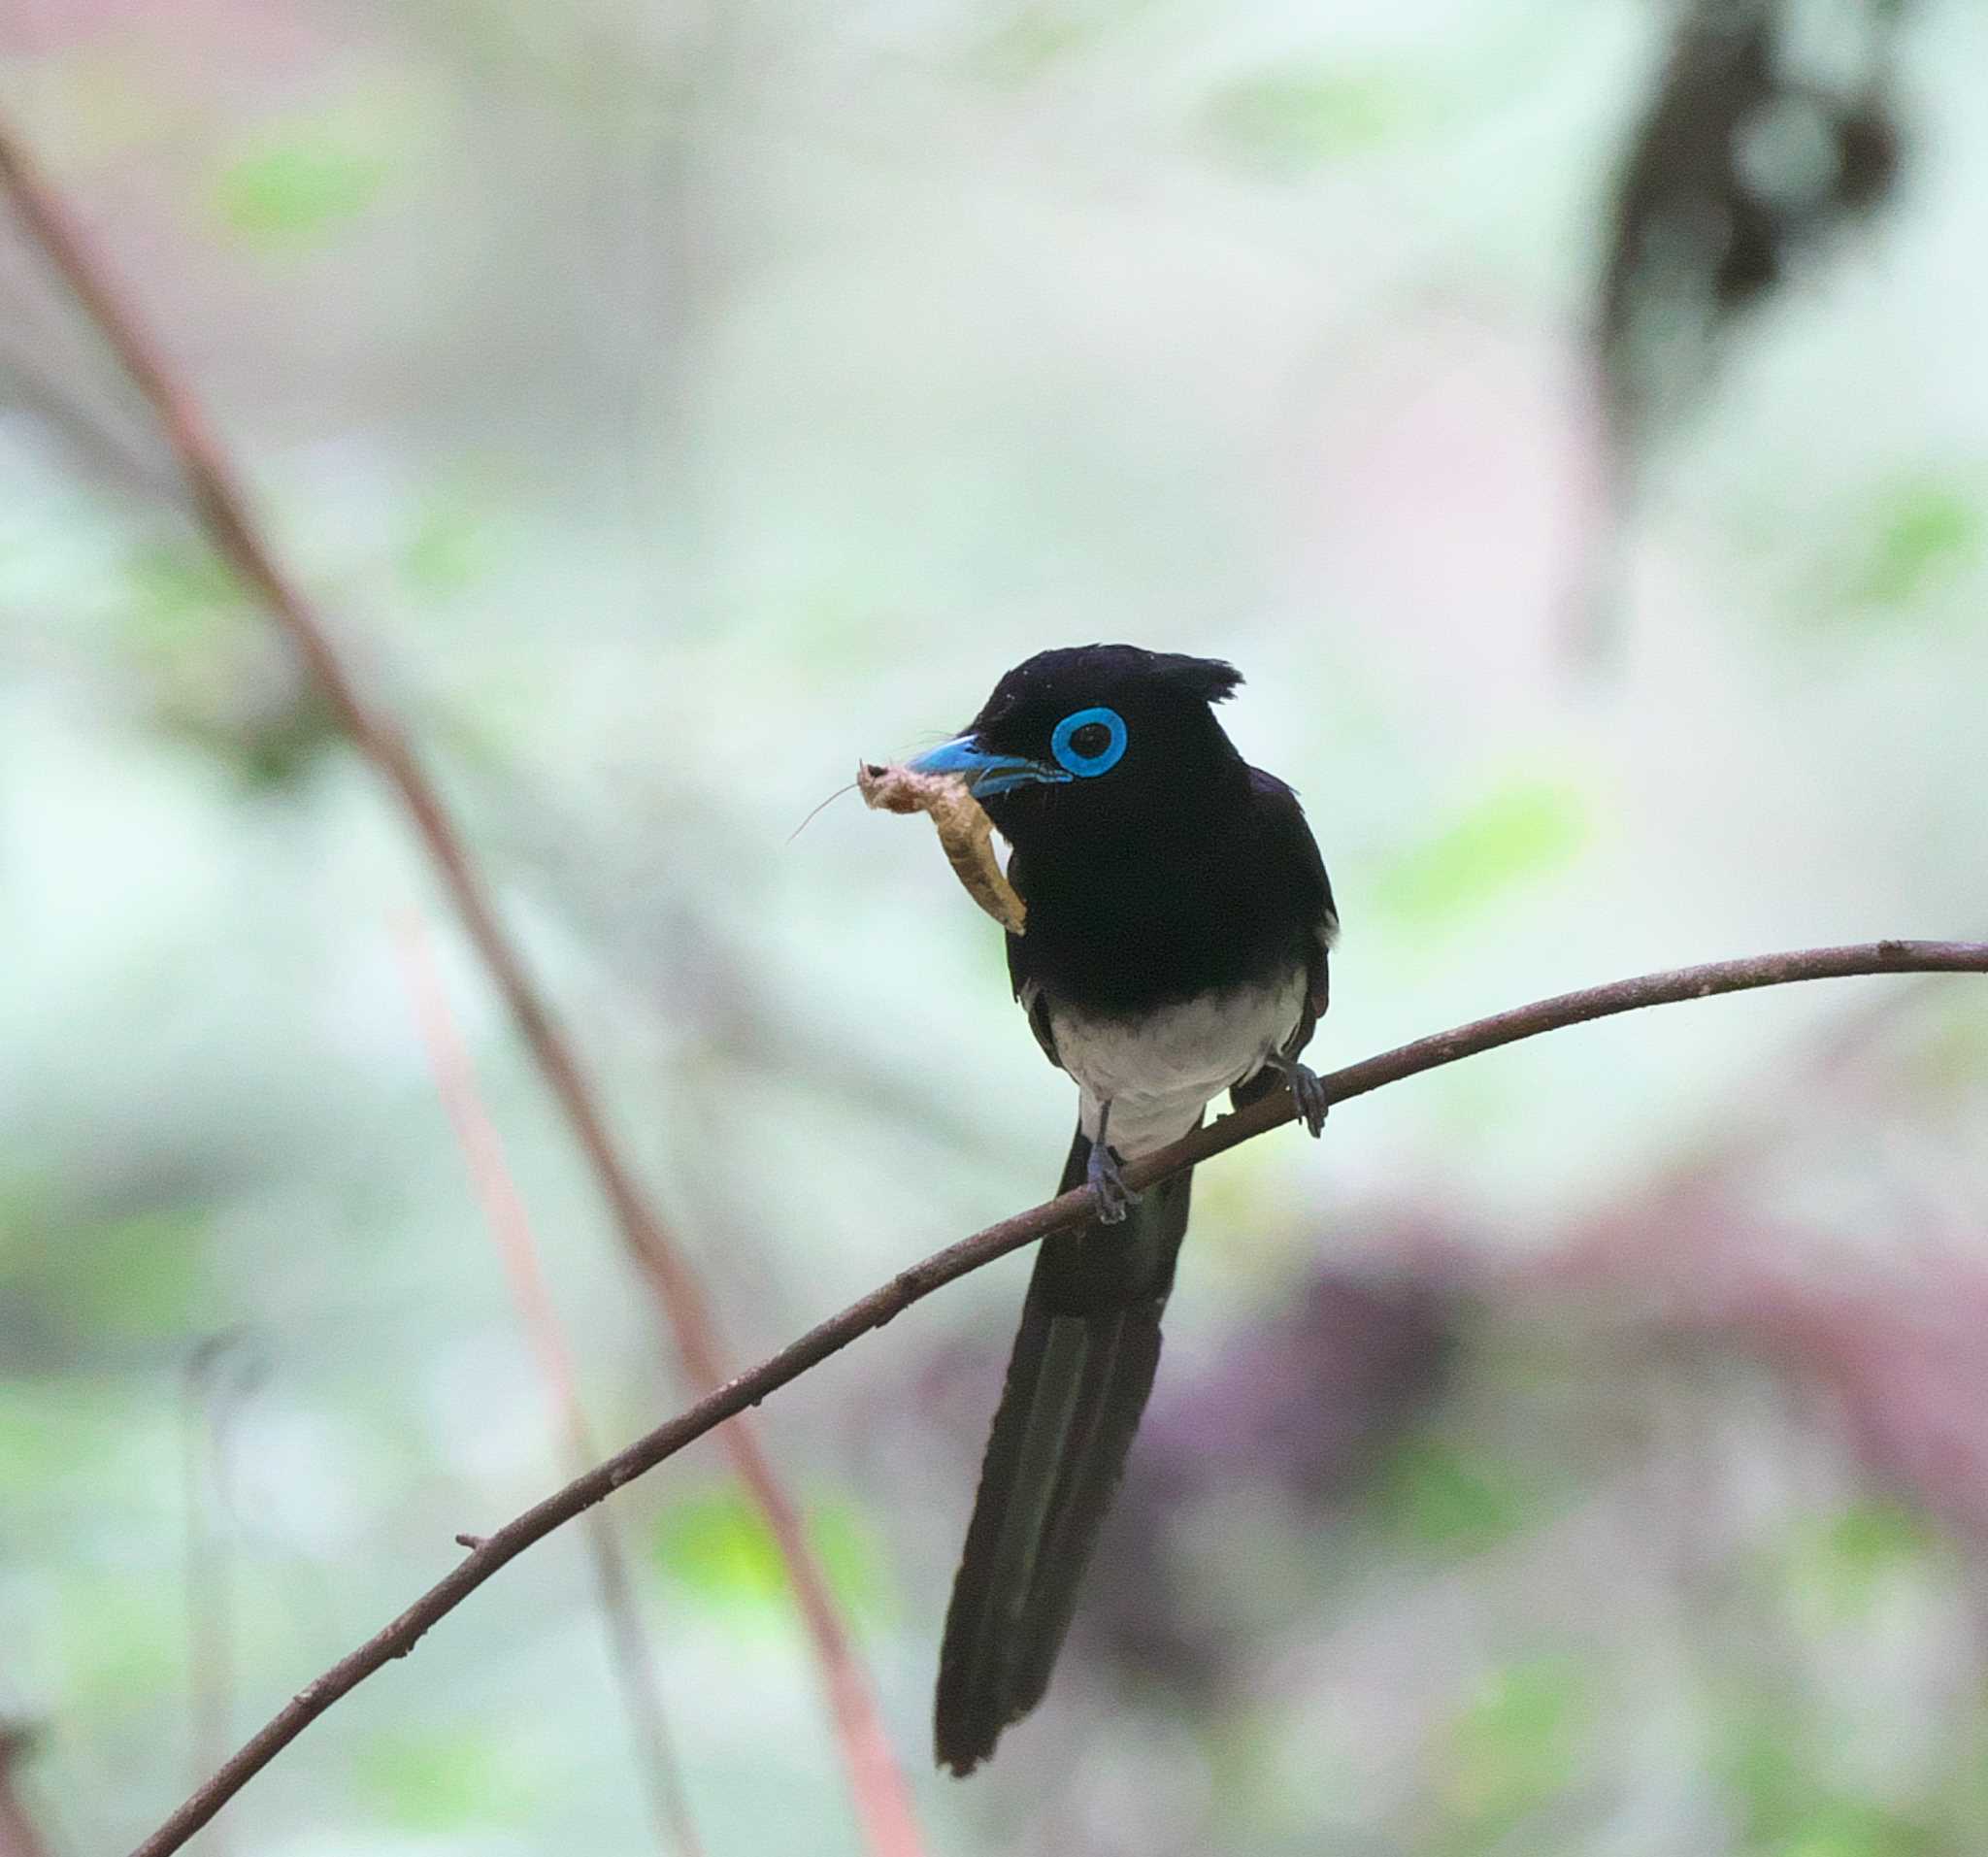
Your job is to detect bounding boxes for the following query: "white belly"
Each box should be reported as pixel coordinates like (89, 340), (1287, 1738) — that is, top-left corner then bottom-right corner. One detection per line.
(1046, 970), (1309, 1159)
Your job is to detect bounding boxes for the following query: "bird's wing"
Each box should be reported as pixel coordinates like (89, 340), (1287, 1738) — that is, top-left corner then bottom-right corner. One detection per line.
(1247, 767), (1337, 1051)
(1004, 853), (1063, 1069)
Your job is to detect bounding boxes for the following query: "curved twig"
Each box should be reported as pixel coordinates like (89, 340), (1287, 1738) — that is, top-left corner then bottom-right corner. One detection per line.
(0, 109), (918, 1857)
(130, 940), (1988, 1857)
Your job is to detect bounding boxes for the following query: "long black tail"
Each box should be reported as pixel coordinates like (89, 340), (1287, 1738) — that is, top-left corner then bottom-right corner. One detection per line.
(934, 1125), (1193, 1774)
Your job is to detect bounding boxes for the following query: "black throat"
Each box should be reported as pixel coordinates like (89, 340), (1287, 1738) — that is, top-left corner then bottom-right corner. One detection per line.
(994, 756), (1317, 1018)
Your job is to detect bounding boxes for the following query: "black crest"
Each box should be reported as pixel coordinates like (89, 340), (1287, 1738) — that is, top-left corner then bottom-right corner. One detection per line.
(1148, 651), (1242, 706)
(967, 643), (1242, 735)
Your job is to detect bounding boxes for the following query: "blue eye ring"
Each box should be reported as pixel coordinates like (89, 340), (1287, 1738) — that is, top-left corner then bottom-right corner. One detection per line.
(1050, 706), (1127, 778)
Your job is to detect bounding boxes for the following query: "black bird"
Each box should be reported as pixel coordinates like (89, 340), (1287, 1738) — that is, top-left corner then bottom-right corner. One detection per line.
(903, 644), (1337, 1774)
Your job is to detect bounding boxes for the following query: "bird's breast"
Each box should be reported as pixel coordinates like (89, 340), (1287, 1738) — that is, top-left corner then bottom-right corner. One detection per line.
(1046, 968), (1308, 1160)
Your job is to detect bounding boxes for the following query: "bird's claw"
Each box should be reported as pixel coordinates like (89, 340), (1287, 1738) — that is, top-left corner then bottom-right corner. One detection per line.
(1085, 1142), (1140, 1224)
(1283, 1061), (1329, 1138)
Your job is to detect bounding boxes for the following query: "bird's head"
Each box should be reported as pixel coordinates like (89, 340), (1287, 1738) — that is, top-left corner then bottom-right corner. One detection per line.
(908, 645), (1246, 850)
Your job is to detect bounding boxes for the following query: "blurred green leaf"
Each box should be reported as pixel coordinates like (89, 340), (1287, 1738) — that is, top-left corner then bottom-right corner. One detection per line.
(119, 538), (338, 785)
(67, 1208), (214, 1334)
(1205, 66), (1412, 174)
(651, 1487), (885, 1615)
(1825, 1501), (1937, 1580)
(57, 1572), (182, 1704)
(0, 1171), (51, 1263)
(0, 1384), (136, 1490)
(967, 0), (1156, 83)
(1772, 1802), (1935, 1857)
(122, 539), (246, 653)
(402, 499), (496, 596)
(1853, 481), (1979, 609)
(1729, 1722), (1936, 1855)
(1375, 778), (1588, 927)
(653, 1487), (785, 1605)
(1376, 1436), (1528, 1553)
(354, 1724), (537, 1833)
(810, 1500), (891, 1620)
(1439, 1657), (1585, 1840)
(215, 119), (391, 244)
(1787, 1499), (1940, 1623)
(1730, 1729), (1807, 1840)
(973, 10), (1087, 80)
(5, 1204), (215, 1339)
(1904, 1006), (1988, 1092)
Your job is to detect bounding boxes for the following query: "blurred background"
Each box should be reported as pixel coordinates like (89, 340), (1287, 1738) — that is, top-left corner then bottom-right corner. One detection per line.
(3, 0), (1986, 1851)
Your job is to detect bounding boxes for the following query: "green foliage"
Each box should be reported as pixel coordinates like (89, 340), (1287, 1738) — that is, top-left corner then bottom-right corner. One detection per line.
(0, 1170), (52, 1264)
(56, 1571), (184, 1705)
(1, 1192), (214, 1340)
(973, 9), (1090, 80)
(0, 1381), (134, 1491)
(966, 0), (1156, 83)
(653, 1487), (785, 1604)
(810, 1501), (890, 1619)
(1786, 1500), (1942, 1625)
(1374, 778), (1589, 929)
(1436, 1657), (1586, 1844)
(55, 1206), (215, 1335)
(1904, 1005), (1988, 1093)
(650, 1487), (886, 1617)
(1820, 1501), (1938, 1584)
(1852, 480), (1980, 610)
(214, 116), (392, 245)
(121, 539), (248, 652)
(1727, 1723), (1936, 1855)
(401, 498), (498, 597)
(353, 1723), (540, 1832)
(1204, 66), (1414, 174)
(1375, 1435), (1529, 1554)
(118, 537), (338, 784)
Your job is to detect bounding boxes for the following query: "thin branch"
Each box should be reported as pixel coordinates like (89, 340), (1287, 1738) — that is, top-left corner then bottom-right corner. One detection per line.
(394, 915), (703, 1857)
(0, 109), (919, 1857)
(130, 940), (1988, 1857)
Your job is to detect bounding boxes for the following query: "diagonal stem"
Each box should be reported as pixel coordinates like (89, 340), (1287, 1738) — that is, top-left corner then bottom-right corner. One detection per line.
(0, 109), (920, 1857)
(127, 939), (1988, 1856)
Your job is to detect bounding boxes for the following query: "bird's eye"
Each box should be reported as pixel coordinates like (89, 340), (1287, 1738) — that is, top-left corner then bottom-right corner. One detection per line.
(1049, 706), (1127, 778)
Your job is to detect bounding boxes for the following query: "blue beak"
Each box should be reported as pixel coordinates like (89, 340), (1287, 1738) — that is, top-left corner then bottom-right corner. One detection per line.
(907, 735), (1069, 798)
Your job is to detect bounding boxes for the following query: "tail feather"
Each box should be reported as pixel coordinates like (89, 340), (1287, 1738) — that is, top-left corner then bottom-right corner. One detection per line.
(1007, 1307), (1161, 1716)
(935, 1125), (1193, 1774)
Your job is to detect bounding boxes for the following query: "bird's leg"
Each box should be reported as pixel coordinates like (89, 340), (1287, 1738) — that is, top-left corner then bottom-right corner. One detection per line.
(1261, 1050), (1329, 1138)
(1085, 1100), (1140, 1224)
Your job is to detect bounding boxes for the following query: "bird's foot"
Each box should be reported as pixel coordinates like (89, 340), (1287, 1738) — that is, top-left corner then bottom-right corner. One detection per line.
(1085, 1141), (1140, 1224)
(1265, 1054), (1329, 1137)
